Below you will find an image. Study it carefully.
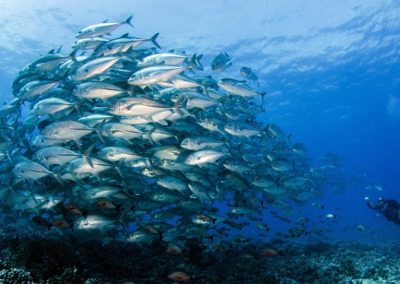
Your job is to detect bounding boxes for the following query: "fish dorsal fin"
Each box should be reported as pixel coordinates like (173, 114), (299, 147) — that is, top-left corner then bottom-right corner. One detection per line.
(102, 19), (108, 23)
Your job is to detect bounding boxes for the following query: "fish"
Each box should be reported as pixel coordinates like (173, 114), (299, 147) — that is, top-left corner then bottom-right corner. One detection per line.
(356, 224), (365, 232)
(61, 157), (112, 181)
(75, 215), (116, 231)
(72, 37), (109, 50)
(128, 65), (189, 86)
(41, 120), (93, 142)
(73, 82), (128, 100)
(260, 248), (282, 257)
(101, 123), (143, 141)
(184, 150), (226, 165)
(139, 52), (203, 70)
(224, 121), (261, 137)
(240, 66), (259, 86)
(32, 97), (75, 116)
(211, 51), (232, 71)
(127, 230), (157, 243)
(33, 146), (88, 167)
(52, 219), (72, 229)
(166, 244), (182, 255)
(74, 56), (120, 81)
(75, 16), (133, 39)
(18, 80), (58, 101)
(94, 33), (161, 56)
(167, 271), (191, 282)
(108, 97), (171, 117)
(218, 79), (265, 99)
(97, 146), (141, 162)
(13, 160), (54, 181)
(180, 136), (225, 151)
(32, 216), (52, 230)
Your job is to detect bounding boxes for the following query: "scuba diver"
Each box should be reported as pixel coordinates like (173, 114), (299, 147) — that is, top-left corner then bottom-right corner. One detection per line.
(365, 197), (400, 225)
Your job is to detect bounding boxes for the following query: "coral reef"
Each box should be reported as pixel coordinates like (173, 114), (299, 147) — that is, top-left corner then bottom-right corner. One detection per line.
(0, 231), (398, 283)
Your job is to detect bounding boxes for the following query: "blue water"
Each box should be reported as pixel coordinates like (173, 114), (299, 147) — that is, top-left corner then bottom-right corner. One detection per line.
(0, 1), (399, 244)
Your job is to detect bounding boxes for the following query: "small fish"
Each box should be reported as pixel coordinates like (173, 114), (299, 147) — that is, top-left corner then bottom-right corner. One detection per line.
(240, 66), (259, 86)
(64, 203), (85, 216)
(167, 271), (191, 282)
(32, 216), (52, 230)
(260, 248), (282, 257)
(211, 51), (232, 71)
(325, 213), (337, 219)
(166, 244), (183, 255)
(52, 219), (72, 229)
(356, 224), (365, 232)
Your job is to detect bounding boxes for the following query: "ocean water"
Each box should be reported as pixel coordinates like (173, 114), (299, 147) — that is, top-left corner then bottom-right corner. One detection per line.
(0, 1), (399, 283)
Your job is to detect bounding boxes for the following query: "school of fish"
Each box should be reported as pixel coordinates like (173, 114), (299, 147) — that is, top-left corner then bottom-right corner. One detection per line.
(0, 16), (334, 245)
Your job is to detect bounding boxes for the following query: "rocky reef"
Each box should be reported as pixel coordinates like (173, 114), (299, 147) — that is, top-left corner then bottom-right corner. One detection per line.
(0, 227), (399, 284)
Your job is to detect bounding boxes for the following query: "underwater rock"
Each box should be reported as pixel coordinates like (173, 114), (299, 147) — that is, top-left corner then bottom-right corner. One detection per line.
(0, 267), (33, 283)
(12, 238), (78, 282)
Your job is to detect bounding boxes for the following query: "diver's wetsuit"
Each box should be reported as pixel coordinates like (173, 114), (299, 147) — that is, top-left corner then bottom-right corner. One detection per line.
(367, 199), (400, 225)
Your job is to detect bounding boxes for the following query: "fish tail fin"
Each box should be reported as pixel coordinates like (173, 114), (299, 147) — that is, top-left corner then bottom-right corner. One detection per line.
(120, 32), (130, 38)
(190, 53), (204, 71)
(83, 143), (96, 168)
(260, 92), (266, 109)
(115, 163), (124, 179)
(52, 172), (64, 186)
(173, 95), (187, 117)
(146, 127), (157, 145)
(73, 101), (83, 117)
(150, 33), (161, 49)
(6, 151), (14, 165)
(124, 15), (134, 28)
(69, 49), (78, 63)
(95, 120), (106, 143)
